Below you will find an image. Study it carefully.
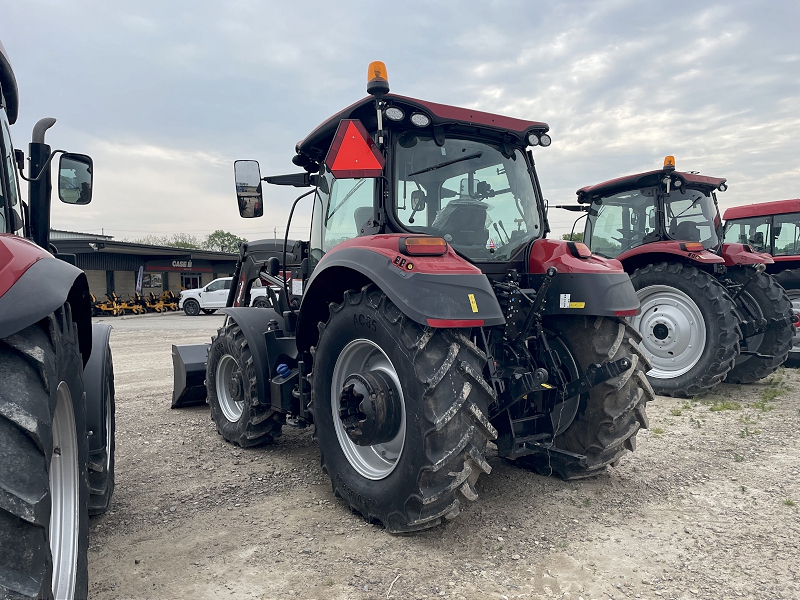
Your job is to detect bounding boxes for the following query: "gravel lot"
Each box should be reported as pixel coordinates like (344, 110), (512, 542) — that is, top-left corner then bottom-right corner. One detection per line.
(88, 312), (800, 600)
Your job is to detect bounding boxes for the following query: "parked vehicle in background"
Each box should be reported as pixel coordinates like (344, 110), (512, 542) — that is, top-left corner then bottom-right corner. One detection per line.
(560, 157), (794, 397)
(179, 276), (273, 315)
(724, 199), (800, 366)
(0, 39), (115, 600)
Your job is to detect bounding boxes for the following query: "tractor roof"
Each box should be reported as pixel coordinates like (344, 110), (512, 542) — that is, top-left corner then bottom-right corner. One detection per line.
(295, 94), (549, 164)
(576, 168), (727, 203)
(0, 39), (18, 124)
(723, 199), (800, 220)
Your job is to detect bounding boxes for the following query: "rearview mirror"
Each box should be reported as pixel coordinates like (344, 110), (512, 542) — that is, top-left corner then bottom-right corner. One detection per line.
(58, 153), (93, 205)
(234, 160), (264, 218)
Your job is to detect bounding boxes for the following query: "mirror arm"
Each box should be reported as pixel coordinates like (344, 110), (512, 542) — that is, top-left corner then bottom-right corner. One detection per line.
(263, 172), (320, 188)
(16, 149), (65, 182)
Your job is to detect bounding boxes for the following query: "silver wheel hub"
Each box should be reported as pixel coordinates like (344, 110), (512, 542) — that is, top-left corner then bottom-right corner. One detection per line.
(631, 285), (707, 379)
(216, 354), (244, 422)
(50, 381), (79, 600)
(331, 339), (407, 480)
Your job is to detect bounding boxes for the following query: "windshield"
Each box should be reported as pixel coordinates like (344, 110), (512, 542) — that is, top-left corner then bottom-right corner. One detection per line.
(394, 134), (541, 261)
(585, 189), (656, 258)
(663, 188), (720, 248)
(724, 216), (770, 252)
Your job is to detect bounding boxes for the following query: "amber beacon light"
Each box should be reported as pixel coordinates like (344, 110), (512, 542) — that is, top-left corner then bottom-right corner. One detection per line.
(367, 61), (390, 96)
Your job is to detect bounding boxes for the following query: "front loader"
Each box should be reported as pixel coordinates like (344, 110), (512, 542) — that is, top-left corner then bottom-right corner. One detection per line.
(173, 62), (654, 532)
(559, 157), (795, 397)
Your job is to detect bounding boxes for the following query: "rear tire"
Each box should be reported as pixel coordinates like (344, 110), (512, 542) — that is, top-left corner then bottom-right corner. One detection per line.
(724, 269), (794, 383)
(0, 305), (90, 599)
(773, 269), (800, 367)
(206, 319), (284, 447)
(87, 348), (116, 516)
(184, 299), (200, 316)
(253, 298), (270, 309)
(513, 316), (654, 480)
(629, 262), (741, 397)
(312, 285), (496, 532)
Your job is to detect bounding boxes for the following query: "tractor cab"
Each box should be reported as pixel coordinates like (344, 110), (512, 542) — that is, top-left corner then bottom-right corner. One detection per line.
(577, 156), (726, 260)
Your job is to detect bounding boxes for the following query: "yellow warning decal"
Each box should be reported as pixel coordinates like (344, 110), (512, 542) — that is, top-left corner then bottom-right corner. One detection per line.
(468, 293), (479, 313)
(541, 383), (553, 389)
(568, 301), (585, 309)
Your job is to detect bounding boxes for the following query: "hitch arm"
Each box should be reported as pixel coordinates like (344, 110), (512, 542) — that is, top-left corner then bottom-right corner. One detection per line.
(562, 357), (633, 400)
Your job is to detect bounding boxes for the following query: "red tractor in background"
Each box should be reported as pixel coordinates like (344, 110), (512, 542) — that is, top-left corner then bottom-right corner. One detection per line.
(173, 62), (654, 533)
(724, 199), (800, 366)
(559, 157), (794, 397)
(0, 40), (115, 599)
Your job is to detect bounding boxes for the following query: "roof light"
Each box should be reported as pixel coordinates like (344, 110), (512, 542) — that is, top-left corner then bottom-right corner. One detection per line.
(680, 242), (704, 252)
(410, 113), (431, 127)
(663, 155), (676, 171)
(527, 133), (540, 146)
(384, 107), (404, 121)
(567, 241), (592, 258)
(539, 133), (551, 147)
(718, 182), (728, 192)
(400, 236), (448, 256)
(367, 61), (390, 96)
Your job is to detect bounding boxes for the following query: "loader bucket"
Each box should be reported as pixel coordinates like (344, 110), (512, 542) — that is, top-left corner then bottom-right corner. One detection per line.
(171, 343), (210, 408)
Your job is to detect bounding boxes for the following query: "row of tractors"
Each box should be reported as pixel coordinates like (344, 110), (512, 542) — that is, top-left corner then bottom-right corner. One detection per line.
(91, 290), (180, 316)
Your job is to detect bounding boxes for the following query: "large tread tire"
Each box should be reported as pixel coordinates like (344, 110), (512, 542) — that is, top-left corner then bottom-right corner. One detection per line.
(312, 285), (496, 533)
(87, 348), (116, 516)
(630, 262), (741, 397)
(0, 305), (90, 600)
(725, 269), (794, 383)
(206, 319), (284, 447)
(514, 316), (654, 480)
(773, 269), (800, 367)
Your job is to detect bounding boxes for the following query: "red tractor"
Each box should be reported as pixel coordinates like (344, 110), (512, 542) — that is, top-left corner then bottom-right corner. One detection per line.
(0, 40), (115, 599)
(560, 157), (794, 397)
(723, 199), (800, 366)
(173, 62), (654, 532)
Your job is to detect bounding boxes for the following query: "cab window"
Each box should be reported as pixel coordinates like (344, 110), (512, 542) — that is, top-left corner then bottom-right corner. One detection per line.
(663, 189), (719, 248)
(206, 279), (227, 292)
(724, 217), (770, 252)
(586, 190), (656, 258)
(773, 213), (800, 255)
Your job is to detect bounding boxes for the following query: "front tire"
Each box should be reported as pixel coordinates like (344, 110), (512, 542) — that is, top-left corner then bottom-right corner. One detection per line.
(724, 268), (794, 383)
(87, 348), (116, 516)
(629, 262), (741, 397)
(0, 305), (90, 599)
(183, 299), (200, 316)
(253, 298), (270, 309)
(206, 319), (284, 447)
(773, 269), (800, 367)
(312, 286), (496, 533)
(513, 316), (654, 480)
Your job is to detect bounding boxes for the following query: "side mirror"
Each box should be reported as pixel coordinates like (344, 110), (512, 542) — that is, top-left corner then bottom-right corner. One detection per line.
(58, 153), (93, 205)
(266, 256), (280, 277)
(234, 160), (264, 218)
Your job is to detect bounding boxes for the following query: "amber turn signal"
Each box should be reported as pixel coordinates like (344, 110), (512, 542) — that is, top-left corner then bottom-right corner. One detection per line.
(680, 242), (704, 252)
(400, 237), (448, 256)
(567, 241), (592, 258)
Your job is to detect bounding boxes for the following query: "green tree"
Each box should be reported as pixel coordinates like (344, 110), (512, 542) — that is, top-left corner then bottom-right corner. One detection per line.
(132, 233), (202, 248)
(204, 230), (248, 253)
(561, 232), (583, 242)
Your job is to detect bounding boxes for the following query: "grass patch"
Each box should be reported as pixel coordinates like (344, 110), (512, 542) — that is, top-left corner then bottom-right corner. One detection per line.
(670, 408), (683, 416)
(784, 499), (796, 507)
(740, 485), (747, 494)
(733, 453), (744, 463)
(583, 497), (591, 507)
(739, 426), (761, 437)
(326, 579), (334, 587)
(651, 427), (664, 435)
(689, 416), (703, 428)
(710, 400), (741, 412)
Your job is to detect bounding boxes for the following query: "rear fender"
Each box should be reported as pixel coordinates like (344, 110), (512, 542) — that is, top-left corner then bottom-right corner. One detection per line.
(720, 243), (773, 266)
(297, 236), (505, 352)
(528, 238), (638, 317)
(617, 241), (724, 274)
(84, 323), (112, 453)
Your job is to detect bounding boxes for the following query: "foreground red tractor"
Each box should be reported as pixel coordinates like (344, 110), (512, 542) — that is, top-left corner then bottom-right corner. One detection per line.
(723, 199), (800, 366)
(0, 40), (115, 599)
(173, 62), (653, 532)
(561, 158), (794, 397)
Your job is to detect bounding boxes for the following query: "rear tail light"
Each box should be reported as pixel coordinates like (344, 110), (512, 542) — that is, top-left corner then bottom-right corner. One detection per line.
(400, 237), (448, 256)
(615, 309), (639, 317)
(567, 241), (592, 258)
(680, 242), (704, 252)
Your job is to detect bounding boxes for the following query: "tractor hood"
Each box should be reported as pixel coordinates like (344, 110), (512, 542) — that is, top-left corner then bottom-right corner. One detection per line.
(0, 39), (19, 124)
(577, 169), (726, 203)
(294, 94), (549, 166)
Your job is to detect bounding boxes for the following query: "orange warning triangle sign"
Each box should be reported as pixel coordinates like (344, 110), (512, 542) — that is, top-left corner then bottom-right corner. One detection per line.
(325, 119), (385, 179)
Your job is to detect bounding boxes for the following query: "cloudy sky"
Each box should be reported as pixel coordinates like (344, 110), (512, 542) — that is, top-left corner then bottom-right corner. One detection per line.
(2, 0), (798, 241)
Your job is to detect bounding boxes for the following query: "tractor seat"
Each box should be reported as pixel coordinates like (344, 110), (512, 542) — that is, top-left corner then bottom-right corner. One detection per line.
(670, 220), (701, 242)
(431, 200), (490, 246)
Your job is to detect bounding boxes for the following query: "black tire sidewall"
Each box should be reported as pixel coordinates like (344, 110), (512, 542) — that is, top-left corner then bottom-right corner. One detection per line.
(313, 298), (430, 521)
(184, 299), (200, 316)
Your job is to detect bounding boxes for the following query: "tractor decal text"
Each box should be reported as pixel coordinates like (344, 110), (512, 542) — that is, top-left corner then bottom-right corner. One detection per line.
(336, 473), (373, 510)
(354, 313), (377, 331)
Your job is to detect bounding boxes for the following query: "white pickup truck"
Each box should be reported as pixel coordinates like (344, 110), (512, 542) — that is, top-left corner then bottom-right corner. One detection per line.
(178, 276), (270, 316)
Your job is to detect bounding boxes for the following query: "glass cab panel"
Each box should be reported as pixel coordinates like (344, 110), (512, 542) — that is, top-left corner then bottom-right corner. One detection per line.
(772, 213), (800, 255)
(585, 189), (656, 258)
(662, 188), (719, 248)
(724, 217), (771, 252)
(0, 113), (22, 234)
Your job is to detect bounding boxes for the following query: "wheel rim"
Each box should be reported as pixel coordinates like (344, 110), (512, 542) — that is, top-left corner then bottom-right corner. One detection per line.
(786, 290), (800, 356)
(50, 381), (79, 600)
(216, 354), (244, 422)
(330, 339), (407, 480)
(631, 285), (707, 378)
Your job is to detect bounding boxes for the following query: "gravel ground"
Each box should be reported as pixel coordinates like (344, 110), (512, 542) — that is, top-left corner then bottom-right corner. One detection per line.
(88, 312), (800, 600)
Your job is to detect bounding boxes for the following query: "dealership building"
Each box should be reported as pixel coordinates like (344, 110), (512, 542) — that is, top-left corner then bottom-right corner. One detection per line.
(50, 230), (239, 299)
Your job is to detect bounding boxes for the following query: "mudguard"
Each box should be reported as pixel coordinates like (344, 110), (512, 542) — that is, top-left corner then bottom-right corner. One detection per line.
(720, 243), (773, 267)
(0, 235), (93, 364)
(616, 240), (725, 267)
(84, 323), (112, 453)
(528, 239), (639, 316)
(297, 235), (505, 351)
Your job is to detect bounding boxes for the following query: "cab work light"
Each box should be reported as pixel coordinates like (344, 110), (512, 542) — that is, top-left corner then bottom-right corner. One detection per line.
(567, 241), (592, 258)
(400, 236), (448, 256)
(680, 242), (704, 252)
